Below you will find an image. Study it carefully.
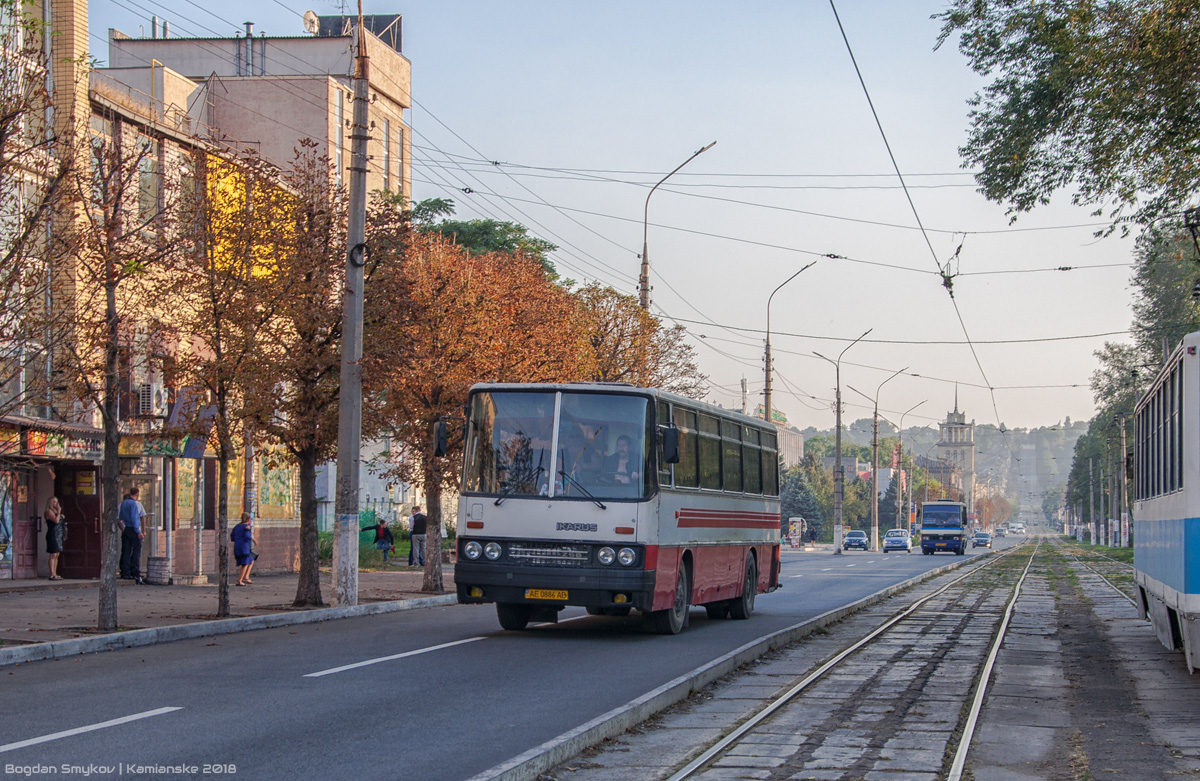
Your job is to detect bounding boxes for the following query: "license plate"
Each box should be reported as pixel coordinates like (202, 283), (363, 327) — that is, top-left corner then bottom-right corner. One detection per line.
(525, 589), (567, 601)
(936, 542), (946, 547)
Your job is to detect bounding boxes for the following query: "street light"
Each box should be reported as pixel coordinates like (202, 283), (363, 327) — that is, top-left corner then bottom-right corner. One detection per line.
(639, 141), (717, 310)
(848, 366), (907, 551)
(897, 400), (927, 534)
(764, 260), (819, 423)
(814, 328), (871, 555)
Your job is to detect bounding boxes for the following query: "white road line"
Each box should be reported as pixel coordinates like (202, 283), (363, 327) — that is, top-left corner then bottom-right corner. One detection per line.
(534, 614), (590, 626)
(0, 707), (182, 754)
(820, 568), (832, 572)
(786, 574), (803, 578)
(846, 564), (857, 567)
(305, 637), (486, 678)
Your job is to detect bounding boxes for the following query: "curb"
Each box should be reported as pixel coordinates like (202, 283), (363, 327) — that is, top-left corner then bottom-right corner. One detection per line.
(467, 555), (982, 781)
(0, 593), (459, 668)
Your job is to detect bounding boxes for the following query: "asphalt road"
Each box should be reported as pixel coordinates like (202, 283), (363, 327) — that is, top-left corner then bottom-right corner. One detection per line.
(0, 538), (1014, 780)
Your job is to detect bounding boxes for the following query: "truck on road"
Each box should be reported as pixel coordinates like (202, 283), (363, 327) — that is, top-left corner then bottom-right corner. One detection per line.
(920, 500), (967, 555)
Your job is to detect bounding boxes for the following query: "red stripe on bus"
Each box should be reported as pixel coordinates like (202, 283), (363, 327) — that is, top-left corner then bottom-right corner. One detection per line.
(676, 508), (781, 530)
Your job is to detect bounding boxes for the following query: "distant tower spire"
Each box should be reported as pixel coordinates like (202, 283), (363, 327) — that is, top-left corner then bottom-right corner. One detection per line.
(954, 383), (959, 414)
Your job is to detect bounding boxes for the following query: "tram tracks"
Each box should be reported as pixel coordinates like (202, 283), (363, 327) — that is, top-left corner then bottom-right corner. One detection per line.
(663, 544), (1039, 781)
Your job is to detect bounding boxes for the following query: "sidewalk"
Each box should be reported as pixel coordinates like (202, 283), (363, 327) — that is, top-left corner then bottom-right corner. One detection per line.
(0, 564), (457, 656)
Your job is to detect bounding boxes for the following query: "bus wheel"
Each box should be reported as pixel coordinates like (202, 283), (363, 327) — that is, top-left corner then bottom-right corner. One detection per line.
(496, 603), (532, 631)
(651, 566), (691, 635)
(729, 557), (757, 620)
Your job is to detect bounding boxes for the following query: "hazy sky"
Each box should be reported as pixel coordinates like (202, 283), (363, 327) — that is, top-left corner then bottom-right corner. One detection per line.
(87, 1), (1138, 433)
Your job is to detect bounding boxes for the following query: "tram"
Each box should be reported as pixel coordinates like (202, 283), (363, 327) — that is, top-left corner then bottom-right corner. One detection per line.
(449, 382), (782, 634)
(1132, 331), (1200, 672)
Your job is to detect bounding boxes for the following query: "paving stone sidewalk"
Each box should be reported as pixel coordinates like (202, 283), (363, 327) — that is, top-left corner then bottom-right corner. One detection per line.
(0, 565), (455, 647)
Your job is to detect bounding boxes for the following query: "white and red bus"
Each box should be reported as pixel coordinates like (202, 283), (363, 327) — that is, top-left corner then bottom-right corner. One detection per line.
(452, 382), (781, 634)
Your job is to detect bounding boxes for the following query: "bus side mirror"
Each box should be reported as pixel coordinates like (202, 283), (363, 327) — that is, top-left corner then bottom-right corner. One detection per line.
(432, 420), (448, 457)
(661, 426), (680, 464)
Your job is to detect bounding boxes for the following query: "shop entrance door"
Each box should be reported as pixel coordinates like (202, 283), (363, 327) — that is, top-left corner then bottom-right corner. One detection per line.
(12, 519), (37, 578)
(58, 466), (102, 579)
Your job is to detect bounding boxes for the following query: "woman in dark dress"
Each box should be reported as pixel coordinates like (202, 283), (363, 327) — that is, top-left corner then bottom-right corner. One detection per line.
(231, 513), (256, 585)
(44, 496), (64, 580)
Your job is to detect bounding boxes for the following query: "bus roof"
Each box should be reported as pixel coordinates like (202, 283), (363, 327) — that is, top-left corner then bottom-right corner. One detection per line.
(468, 382), (772, 428)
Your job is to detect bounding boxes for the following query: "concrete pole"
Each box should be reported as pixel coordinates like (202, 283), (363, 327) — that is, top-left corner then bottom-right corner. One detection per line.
(870, 412), (879, 551)
(816, 330), (870, 555)
(1119, 416), (1129, 547)
(640, 142), (716, 310)
(1089, 458), (1096, 545)
(334, 9), (371, 606)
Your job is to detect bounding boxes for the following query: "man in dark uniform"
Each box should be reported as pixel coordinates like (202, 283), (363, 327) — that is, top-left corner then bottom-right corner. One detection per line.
(408, 505), (427, 566)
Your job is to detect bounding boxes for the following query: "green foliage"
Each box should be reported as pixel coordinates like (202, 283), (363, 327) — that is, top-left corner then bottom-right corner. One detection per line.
(938, 0), (1200, 228)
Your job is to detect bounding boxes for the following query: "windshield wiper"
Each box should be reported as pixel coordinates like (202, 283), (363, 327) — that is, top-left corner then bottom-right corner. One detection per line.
(558, 470), (607, 510)
(494, 466), (544, 506)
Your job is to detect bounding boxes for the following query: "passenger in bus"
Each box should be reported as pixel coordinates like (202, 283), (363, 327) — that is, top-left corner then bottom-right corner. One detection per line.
(604, 435), (639, 486)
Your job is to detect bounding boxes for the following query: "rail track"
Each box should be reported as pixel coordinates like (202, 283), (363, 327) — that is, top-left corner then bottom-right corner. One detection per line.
(665, 543), (1039, 781)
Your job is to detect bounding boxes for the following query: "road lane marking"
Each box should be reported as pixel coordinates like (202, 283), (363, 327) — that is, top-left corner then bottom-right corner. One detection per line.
(0, 707), (182, 754)
(786, 574), (803, 578)
(820, 568), (832, 572)
(846, 564), (857, 567)
(305, 637), (486, 678)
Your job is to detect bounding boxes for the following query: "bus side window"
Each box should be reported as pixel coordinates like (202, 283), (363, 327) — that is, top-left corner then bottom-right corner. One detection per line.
(673, 408), (699, 488)
(657, 401), (672, 487)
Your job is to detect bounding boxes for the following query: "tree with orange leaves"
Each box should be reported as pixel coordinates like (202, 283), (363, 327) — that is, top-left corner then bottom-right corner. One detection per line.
(366, 233), (590, 592)
(573, 283), (706, 399)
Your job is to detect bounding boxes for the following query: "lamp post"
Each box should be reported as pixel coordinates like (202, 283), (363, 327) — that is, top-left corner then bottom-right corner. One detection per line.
(896, 400), (926, 534)
(640, 141), (717, 310)
(848, 367), (907, 551)
(814, 329), (871, 555)
(764, 260), (818, 423)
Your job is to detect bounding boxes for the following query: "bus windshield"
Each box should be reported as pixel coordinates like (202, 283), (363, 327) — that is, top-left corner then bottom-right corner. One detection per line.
(464, 390), (652, 501)
(922, 505), (964, 528)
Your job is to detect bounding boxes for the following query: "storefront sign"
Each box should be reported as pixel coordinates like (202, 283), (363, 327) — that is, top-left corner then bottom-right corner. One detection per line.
(0, 427), (19, 455)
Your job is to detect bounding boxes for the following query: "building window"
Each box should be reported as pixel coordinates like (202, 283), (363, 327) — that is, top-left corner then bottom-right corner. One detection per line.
(382, 118), (391, 190)
(396, 126), (404, 193)
(137, 134), (159, 227)
(336, 91), (344, 188)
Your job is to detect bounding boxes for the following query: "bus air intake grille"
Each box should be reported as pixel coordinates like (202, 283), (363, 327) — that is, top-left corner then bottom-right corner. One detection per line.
(508, 543), (590, 567)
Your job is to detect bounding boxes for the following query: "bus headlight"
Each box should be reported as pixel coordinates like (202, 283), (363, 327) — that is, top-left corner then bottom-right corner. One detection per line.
(597, 547), (616, 565)
(618, 547), (636, 566)
(463, 541), (483, 560)
(484, 542), (502, 561)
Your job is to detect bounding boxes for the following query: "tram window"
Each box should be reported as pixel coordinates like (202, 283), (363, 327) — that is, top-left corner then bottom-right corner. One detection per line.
(698, 414), (721, 490)
(674, 408), (699, 488)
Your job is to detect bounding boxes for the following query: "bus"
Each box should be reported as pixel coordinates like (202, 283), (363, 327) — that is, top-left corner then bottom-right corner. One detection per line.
(450, 382), (782, 634)
(920, 500), (967, 555)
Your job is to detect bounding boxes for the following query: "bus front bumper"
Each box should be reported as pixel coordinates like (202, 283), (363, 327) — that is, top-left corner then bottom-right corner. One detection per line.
(455, 561), (658, 612)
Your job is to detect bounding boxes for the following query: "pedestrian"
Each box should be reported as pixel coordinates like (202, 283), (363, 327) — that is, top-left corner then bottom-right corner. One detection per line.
(44, 496), (64, 580)
(408, 505), (427, 567)
(363, 517), (395, 564)
(231, 512), (256, 585)
(118, 487), (146, 584)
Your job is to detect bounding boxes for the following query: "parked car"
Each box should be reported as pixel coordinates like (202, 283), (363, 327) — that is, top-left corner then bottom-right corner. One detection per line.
(972, 532), (992, 548)
(882, 528), (912, 553)
(843, 530), (869, 551)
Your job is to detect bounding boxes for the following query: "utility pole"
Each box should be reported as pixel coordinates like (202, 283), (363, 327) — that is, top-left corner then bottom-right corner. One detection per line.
(1089, 458), (1096, 545)
(740, 377), (747, 415)
(763, 261), (818, 423)
(849, 368), (905, 552)
(334, 4), (370, 607)
(815, 330), (870, 555)
(1118, 415), (1129, 547)
(640, 142), (715, 310)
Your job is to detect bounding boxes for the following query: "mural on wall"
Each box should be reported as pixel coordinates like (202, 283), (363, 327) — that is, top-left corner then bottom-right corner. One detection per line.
(258, 449), (294, 520)
(226, 456), (244, 520)
(0, 471), (13, 564)
(176, 461), (195, 524)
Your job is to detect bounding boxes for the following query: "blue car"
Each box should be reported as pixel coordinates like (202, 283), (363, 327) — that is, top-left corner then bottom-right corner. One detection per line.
(843, 530), (869, 551)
